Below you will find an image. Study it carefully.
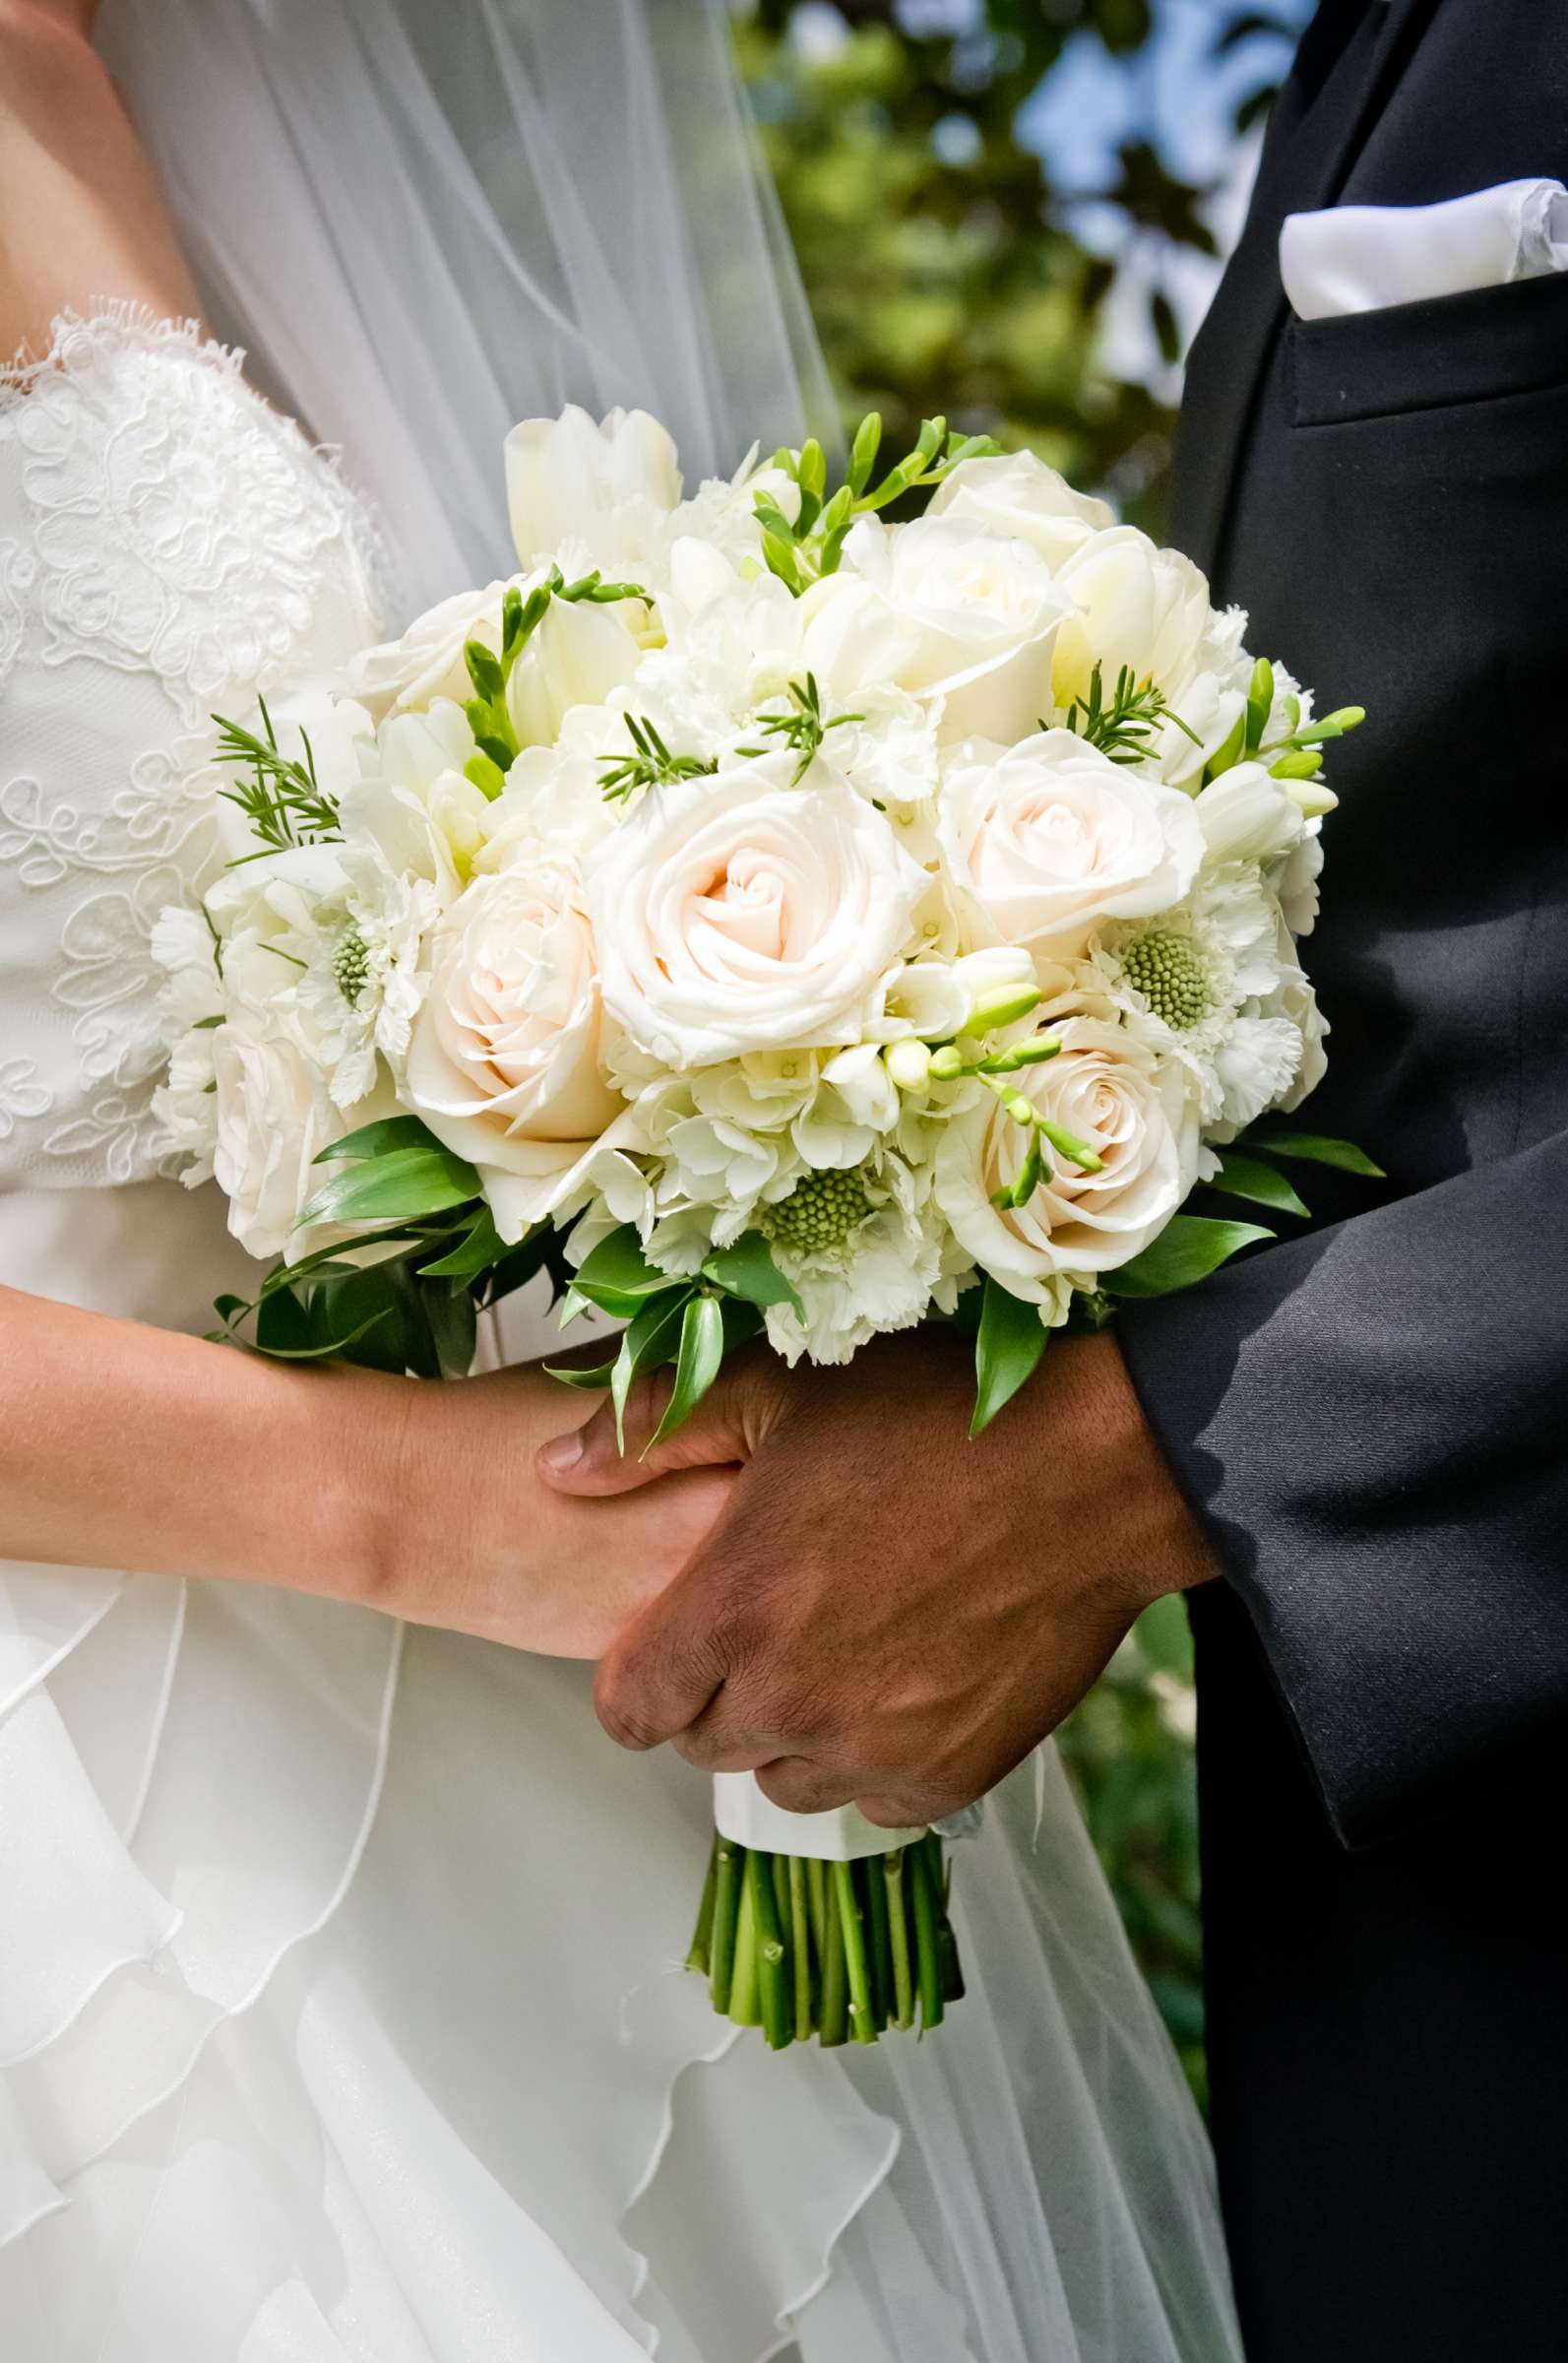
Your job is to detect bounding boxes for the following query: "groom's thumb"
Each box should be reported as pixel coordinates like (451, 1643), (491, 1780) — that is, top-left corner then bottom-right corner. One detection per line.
(536, 1348), (787, 1497)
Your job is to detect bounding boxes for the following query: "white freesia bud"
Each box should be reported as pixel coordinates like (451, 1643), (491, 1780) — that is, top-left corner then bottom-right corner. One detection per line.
(589, 754), (925, 1068)
(940, 730), (1203, 964)
(1193, 761), (1309, 863)
(887, 1038), (933, 1092)
(1280, 775), (1340, 820)
(505, 405), (681, 574)
(405, 864), (631, 1241)
(802, 513), (1073, 745)
(504, 595), (643, 748)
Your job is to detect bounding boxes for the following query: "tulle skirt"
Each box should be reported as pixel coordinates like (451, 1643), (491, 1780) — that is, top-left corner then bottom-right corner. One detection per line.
(0, 1182), (1240, 2361)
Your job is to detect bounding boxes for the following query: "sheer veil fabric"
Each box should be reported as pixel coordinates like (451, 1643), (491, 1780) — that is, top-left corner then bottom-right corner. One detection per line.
(0, 5), (1241, 2355)
(96, 0), (840, 617)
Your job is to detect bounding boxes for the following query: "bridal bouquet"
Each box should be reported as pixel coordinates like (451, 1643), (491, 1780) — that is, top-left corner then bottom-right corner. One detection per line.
(156, 406), (1370, 2049)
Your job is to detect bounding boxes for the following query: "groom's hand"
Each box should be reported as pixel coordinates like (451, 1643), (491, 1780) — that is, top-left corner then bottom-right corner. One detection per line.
(537, 1328), (1215, 1824)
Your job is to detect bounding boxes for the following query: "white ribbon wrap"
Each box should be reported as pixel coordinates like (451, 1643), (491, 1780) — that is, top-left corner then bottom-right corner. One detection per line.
(713, 1771), (925, 1863)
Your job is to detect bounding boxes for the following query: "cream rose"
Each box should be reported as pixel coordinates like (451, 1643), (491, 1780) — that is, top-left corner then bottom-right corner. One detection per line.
(940, 729), (1203, 963)
(589, 754), (925, 1069)
(505, 404), (681, 574)
(936, 1016), (1197, 1297)
(405, 864), (629, 1240)
(802, 513), (1073, 745)
(928, 449), (1114, 569)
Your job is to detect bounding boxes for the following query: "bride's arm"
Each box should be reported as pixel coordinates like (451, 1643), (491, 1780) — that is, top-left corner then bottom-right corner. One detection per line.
(0, 1284), (732, 1658)
(0, 0), (202, 357)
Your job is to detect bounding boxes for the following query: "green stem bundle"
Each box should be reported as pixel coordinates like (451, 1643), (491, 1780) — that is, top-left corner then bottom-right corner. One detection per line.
(687, 1830), (964, 2049)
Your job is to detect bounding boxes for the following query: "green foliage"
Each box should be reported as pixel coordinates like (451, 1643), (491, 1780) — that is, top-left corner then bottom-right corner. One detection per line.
(1065, 661), (1201, 767)
(732, 1), (1265, 533)
(215, 697), (341, 859)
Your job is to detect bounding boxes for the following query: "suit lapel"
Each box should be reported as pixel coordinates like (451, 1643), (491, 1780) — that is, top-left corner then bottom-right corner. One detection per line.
(1171, 0), (1437, 575)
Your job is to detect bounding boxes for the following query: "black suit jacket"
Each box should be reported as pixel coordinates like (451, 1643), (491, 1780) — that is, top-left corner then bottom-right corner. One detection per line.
(1118, 4), (1568, 2353)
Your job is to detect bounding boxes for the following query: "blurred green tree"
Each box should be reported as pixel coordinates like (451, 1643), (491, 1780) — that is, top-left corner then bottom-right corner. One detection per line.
(735, 0), (1302, 2094)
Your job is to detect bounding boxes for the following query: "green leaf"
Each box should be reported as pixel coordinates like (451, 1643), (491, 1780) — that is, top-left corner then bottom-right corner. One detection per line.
(572, 1225), (683, 1315)
(315, 1115), (447, 1167)
(971, 1277), (1048, 1437)
(613, 1287), (695, 1449)
(255, 1286), (313, 1355)
(421, 1278), (477, 1376)
(418, 1206), (508, 1279)
(701, 1231), (804, 1320)
(1211, 1152), (1310, 1220)
(1242, 1128), (1386, 1179)
(543, 1355), (619, 1390)
(1102, 1215), (1275, 1299)
(1202, 709), (1247, 783)
(646, 1293), (726, 1452)
(1244, 658), (1273, 752)
(298, 1144), (481, 1230)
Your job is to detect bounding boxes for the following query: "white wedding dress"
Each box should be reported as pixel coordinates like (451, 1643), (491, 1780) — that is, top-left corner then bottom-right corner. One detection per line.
(0, 308), (1241, 2363)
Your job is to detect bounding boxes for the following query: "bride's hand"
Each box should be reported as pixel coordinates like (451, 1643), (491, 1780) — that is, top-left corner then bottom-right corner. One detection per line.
(0, 1285), (730, 1666)
(363, 1362), (737, 1661)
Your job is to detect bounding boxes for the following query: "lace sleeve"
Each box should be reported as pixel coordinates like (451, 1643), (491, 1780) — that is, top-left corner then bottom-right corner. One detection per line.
(0, 306), (386, 1187)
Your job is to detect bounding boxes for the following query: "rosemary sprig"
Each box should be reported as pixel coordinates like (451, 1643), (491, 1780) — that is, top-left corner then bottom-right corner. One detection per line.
(215, 697), (342, 860)
(1063, 663), (1202, 767)
(737, 674), (862, 783)
(598, 715), (718, 803)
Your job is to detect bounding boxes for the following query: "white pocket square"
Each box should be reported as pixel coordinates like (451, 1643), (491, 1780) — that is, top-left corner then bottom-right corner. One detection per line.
(1282, 179), (1568, 321)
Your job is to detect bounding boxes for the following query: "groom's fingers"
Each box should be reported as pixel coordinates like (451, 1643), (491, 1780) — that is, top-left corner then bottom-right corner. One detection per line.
(537, 1349), (790, 1497)
(593, 1545), (757, 1750)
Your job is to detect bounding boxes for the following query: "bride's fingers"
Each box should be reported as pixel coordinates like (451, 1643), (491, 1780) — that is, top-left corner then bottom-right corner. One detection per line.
(537, 1349), (789, 1496)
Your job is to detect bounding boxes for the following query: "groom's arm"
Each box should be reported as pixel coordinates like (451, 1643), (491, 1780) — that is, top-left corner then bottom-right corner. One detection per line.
(1120, 1126), (1568, 1852)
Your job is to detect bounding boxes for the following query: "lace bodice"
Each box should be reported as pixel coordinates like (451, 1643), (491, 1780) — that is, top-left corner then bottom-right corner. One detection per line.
(0, 308), (384, 1187)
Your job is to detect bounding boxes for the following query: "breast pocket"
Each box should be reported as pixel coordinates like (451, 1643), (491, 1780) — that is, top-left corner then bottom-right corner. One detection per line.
(1290, 267), (1568, 426)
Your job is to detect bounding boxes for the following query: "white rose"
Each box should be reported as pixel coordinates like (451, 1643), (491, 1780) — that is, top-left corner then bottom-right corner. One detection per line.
(590, 754), (925, 1068)
(1050, 526), (1216, 714)
(928, 449), (1114, 568)
(505, 405), (681, 574)
(345, 582), (523, 724)
(802, 513), (1073, 745)
(405, 864), (630, 1241)
(212, 1017), (345, 1259)
(940, 729), (1203, 963)
(936, 1016), (1197, 1297)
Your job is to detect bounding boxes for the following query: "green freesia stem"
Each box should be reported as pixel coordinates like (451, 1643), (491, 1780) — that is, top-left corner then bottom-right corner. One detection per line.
(833, 1860), (878, 2045)
(729, 1871), (760, 2027)
(820, 1871), (848, 2047)
(863, 1852), (893, 2034)
(747, 1847), (791, 2051)
(885, 1850), (915, 2030)
(687, 1836), (719, 1976)
(710, 1841), (742, 2015)
(788, 1857), (813, 2043)
(909, 1841), (945, 2031)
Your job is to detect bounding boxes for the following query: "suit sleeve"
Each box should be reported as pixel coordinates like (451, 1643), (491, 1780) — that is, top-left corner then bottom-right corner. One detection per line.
(1118, 1128), (1568, 1851)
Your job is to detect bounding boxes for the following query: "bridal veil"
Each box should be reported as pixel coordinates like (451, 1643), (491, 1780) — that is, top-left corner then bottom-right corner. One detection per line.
(97, 0), (839, 618)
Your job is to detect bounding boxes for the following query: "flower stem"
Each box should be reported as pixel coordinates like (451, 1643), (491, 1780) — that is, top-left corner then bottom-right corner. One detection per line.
(833, 1860), (878, 2045)
(746, 1846), (792, 2051)
(909, 1838), (945, 2031)
(863, 1853), (893, 2034)
(820, 1869), (848, 2046)
(710, 1840), (743, 2016)
(687, 1836), (719, 1976)
(729, 1867), (761, 2027)
(926, 1833), (967, 2002)
(788, 1857), (813, 2043)
(885, 1849), (915, 2030)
